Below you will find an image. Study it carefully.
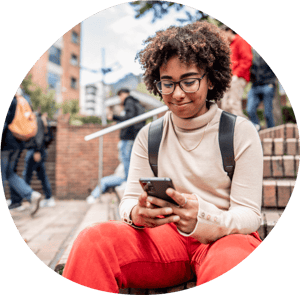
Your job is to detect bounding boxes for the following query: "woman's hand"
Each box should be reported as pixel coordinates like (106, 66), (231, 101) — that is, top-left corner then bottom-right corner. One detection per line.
(130, 191), (180, 228)
(146, 188), (199, 234)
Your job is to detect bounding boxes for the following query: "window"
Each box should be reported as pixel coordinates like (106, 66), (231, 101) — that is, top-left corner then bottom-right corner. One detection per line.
(70, 54), (78, 66)
(49, 46), (61, 65)
(86, 86), (97, 95)
(71, 77), (77, 89)
(72, 31), (79, 44)
(47, 72), (61, 90)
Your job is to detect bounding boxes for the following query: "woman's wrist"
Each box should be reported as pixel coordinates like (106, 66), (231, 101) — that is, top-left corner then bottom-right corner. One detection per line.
(128, 206), (145, 229)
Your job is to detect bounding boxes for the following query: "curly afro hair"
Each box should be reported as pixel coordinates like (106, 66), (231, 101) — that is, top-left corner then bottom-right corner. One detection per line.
(136, 21), (232, 102)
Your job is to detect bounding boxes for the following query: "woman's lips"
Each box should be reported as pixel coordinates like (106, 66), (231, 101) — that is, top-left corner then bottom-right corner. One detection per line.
(172, 102), (192, 107)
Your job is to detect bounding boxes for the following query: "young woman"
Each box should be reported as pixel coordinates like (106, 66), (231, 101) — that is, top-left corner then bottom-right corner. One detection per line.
(63, 21), (263, 293)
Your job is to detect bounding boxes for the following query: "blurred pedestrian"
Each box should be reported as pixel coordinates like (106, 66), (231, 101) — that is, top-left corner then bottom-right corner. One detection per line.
(220, 25), (252, 117)
(86, 162), (125, 204)
(107, 88), (145, 180)
(23, 112), (55, 207)
(246, 49), (277, 130)
(1, 89), (42, 216)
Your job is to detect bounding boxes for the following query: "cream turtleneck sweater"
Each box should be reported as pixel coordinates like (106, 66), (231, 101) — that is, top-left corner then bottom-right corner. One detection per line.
(120, 103), (263, 244)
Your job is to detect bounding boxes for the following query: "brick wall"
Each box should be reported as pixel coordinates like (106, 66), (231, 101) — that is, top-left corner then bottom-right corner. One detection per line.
(55, 114), (120, 199)
(260, 123), (299, 210)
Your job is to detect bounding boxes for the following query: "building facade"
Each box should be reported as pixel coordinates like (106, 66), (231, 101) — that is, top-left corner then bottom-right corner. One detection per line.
(26, 24), (81, 103)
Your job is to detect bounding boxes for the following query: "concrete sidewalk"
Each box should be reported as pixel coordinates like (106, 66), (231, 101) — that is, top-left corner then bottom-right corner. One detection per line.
(9, 192), (119, 271)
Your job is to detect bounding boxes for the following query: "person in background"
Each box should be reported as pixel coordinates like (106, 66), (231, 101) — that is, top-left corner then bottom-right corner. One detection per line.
(86, 162), (126, 204)
(220, 25), (252, 117)
(107, 88), (144, 180)
(1, 89), (42, 215)
(246, 49), (277, 130)
(23, 112), (55, 207)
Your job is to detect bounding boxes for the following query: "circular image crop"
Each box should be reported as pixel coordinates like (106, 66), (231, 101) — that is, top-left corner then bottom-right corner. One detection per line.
(1, 0), (300, 294)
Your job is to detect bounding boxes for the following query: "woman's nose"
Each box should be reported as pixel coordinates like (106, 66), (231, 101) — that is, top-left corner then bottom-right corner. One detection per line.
(172, 84), (185, 100)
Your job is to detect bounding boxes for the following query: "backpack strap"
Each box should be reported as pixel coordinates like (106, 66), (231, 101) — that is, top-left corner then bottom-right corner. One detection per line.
(148, 116), (164, 177)
(218, 111), (237, 181)
(148, 111), (236, 181)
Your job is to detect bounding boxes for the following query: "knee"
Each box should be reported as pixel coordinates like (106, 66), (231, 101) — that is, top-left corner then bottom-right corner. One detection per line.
(210, 234), (260, 260)
(74, 221), (130, 249)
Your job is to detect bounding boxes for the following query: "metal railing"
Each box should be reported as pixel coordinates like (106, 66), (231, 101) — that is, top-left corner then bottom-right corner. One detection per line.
(85, 105), (168, 141)
(84, 105), (168, 199)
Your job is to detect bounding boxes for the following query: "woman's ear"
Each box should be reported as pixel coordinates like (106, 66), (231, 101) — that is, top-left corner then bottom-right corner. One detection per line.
(208, 81), (214, 90)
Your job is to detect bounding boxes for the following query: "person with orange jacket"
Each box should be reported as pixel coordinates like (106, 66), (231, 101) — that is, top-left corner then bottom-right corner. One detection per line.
(221, 25), (252, 117)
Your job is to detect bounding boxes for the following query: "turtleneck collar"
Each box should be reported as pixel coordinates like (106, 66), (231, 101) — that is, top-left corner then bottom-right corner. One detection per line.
(171, 102), (218, 130)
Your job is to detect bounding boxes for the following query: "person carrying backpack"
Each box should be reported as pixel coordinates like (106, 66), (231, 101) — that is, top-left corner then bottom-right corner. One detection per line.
(23, 112), (55, 207)
(107, 88), (145, 180)
(63, 22), (263, 292)
(1, 89), (42, 216)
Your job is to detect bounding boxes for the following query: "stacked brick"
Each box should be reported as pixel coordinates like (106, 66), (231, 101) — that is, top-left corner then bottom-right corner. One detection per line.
(258, 123), (299, 240)
(54, 114), (120, 199)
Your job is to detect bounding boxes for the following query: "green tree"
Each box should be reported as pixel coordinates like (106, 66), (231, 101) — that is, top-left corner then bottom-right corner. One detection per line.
(130, 1), (221, 25)
(61, 99), (80, 116)
(21, 75), (59, 119)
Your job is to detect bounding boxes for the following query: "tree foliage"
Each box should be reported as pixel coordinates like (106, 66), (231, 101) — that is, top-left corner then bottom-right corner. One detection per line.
(21, 75), (59, 119)
(129, 1), (221, 25)
(60, 99), (80, 116)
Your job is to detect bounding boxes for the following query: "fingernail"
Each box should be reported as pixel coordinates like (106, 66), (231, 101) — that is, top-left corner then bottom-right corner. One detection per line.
(165, 208), (172, 215)
(147, 197), (153, 203)
(173, 216), (180, 222)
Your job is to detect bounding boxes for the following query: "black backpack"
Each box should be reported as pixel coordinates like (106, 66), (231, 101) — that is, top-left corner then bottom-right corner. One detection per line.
(133, 100), (146, 136)
(148, 111), (237, 181)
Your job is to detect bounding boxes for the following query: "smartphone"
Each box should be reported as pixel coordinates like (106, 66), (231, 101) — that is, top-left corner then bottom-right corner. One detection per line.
(139, 177), (178, 205)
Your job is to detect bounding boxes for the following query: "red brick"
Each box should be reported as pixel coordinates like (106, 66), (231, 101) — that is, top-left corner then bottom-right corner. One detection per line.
(263, 180), (277, 207)
(290, 180), (296, 197)
(263, 156), (272, 178)
(262, 138), (273, 156)
(283, 155), (295, 177)
(285, 123), (295, 139)
(272, 156), (284, 177)
(274, 138), (284, 155)
(277, 180), (291, 207)
(275, 125), (285, 139)
(294, 156), (299, 177)
(295, 126), (299, 139)
(286, 138), (298, 155)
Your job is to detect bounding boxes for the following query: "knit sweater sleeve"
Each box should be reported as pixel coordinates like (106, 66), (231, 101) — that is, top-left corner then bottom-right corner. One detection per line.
(179, 118), (263, 244)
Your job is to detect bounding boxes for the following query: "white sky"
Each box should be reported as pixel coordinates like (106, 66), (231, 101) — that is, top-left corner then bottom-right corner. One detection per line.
(80, 3), (198, 85)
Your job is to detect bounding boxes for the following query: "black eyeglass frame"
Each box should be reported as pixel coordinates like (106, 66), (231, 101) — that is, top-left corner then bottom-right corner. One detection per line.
(155, 72), (207, 95)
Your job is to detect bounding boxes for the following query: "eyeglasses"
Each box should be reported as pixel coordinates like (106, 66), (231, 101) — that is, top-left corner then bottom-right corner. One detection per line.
(155, 73), (206, 95)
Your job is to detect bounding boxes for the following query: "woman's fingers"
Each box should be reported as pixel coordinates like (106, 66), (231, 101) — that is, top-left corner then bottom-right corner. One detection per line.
(166, 188), (189, 207)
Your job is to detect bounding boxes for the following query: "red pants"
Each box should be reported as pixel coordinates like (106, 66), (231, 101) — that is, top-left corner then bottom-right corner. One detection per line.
(63, 221), (261, 293)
